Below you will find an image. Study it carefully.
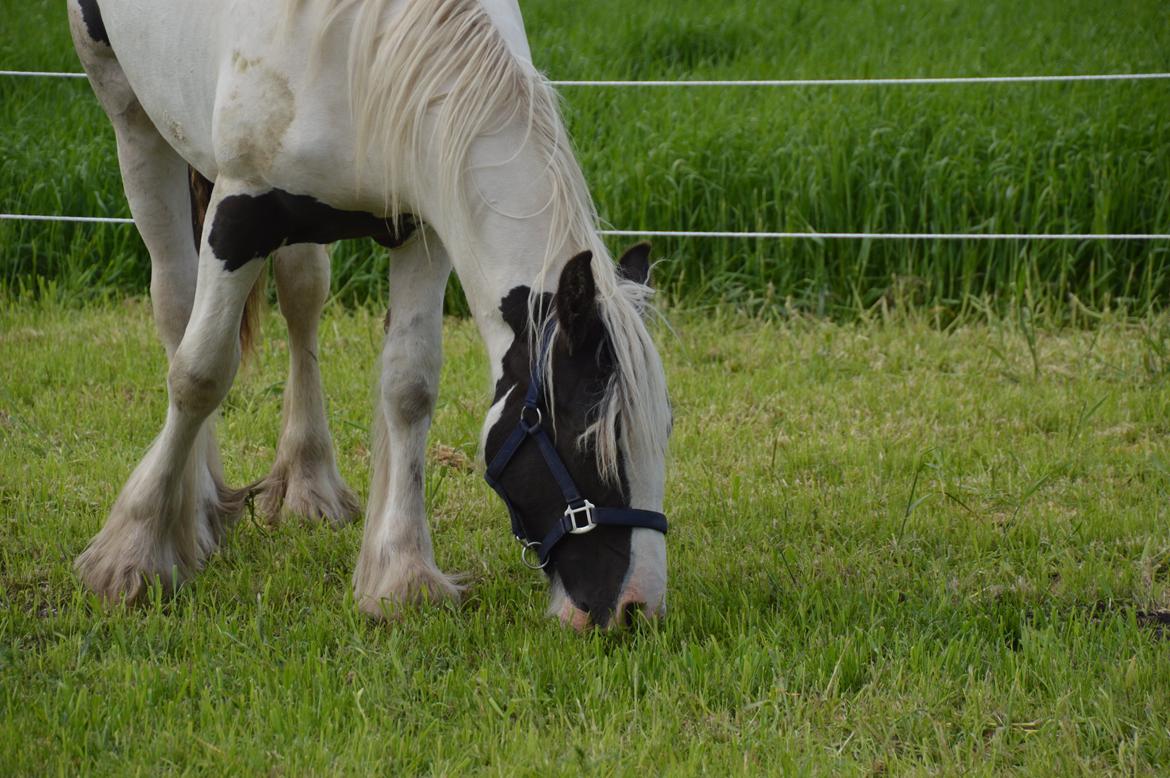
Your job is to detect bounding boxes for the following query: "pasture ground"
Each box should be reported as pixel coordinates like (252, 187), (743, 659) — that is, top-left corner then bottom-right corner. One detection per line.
(3, 0), (1170, 772)
(3, 299), (1170, 774)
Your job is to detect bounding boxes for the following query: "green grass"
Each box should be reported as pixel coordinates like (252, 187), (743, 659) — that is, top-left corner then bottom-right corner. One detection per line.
(5, 4), (1170, 773)
(2, 0), (1170, 315)
(3, 299), (1170, 773)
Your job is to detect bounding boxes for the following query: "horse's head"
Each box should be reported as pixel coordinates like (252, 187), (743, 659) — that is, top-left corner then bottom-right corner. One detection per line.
(484, 244), (671, 629)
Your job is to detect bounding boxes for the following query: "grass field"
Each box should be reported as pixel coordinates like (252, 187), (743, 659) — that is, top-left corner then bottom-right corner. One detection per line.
(2, 0), (1170, 314)
(3, 300), (1170, 773)
(4, 1), (1170, 774)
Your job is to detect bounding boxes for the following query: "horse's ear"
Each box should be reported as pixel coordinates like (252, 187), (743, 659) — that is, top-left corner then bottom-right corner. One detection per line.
(617, 242), (652, 286)
(555, 250), (600, 353)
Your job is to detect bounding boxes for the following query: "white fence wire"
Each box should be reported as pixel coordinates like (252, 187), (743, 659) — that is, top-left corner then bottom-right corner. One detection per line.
(3, 215), (1168, 241)
(5, 69), (1170, 86)
(3, 68), (1169, 240)
(0, 70), (89, 78)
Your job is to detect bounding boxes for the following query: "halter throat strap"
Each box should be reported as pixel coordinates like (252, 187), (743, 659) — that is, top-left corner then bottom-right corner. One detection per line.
(484, 322), (669, 567)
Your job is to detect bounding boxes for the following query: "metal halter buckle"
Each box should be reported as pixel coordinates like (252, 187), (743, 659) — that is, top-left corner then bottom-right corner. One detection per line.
(519, 539), (548, 570)
(564, 500), (597, 534)
(519, 405), (543, 433)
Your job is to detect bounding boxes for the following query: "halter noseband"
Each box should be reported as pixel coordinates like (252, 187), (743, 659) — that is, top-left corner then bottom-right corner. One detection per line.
(484, 321), (669, 569)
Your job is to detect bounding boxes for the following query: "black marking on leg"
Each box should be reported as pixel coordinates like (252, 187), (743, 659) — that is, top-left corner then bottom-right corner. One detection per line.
(208, 189), (418, 272)
(78, 0), (110, 46)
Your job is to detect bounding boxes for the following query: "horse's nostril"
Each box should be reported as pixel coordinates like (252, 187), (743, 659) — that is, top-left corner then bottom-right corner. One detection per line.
(617, 600), (647, 626)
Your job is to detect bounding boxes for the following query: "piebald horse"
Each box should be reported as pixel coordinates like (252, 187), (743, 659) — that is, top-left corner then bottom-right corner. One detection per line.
(68, 0), (672, 628)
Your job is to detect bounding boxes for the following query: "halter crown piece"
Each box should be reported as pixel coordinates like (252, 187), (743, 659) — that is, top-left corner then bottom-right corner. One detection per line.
(485, 320), (669, 569)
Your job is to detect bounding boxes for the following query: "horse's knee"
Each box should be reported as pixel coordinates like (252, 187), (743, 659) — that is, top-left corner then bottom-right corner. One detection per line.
(380, 308), (442, 424)
(382, 370), (438, 425)
(169, 350), (233, 417)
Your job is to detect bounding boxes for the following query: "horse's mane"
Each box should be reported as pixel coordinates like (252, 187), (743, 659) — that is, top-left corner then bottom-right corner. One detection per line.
(289, 0), (669, 484)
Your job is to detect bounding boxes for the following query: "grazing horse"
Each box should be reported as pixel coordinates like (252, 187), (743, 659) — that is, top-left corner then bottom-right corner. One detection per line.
(68, 0), (672, 627)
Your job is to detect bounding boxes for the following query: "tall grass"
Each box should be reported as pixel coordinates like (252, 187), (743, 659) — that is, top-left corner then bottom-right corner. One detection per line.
(1, 0), (1168, 316)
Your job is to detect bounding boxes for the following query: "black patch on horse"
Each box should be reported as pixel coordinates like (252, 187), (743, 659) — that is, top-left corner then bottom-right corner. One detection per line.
(491, 285), (549, 405)
(486, 279), (633, 627)
(208, 189), (417, 271)
(78, 0), (110, 46)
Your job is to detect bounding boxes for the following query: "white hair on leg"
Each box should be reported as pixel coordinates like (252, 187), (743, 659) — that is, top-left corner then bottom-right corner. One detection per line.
(76, 435), (200, 602)
(68, 3), (247, 599)
(193, 423), (248, 557)
(77, 176), (266, 602)
(257, 244), (361, 526)
(353, 232), (463, 617)
(76, 416), (244, 600)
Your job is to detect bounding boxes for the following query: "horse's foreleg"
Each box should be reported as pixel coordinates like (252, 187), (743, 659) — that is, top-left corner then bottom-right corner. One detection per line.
(69, 12), (243, 602)
(354, 232), (462, 618)
(75, 181), (265, 603)
(256, 244), (360, 526)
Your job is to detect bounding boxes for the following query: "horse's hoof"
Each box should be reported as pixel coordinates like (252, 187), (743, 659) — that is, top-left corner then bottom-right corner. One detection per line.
(257, 463), (361, 528)
(74, 527), (193, 606)
(353, 557), (464, 620)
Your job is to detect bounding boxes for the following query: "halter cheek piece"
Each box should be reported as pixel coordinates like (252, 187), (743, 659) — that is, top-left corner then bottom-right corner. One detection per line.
(484, 322), (669, 569)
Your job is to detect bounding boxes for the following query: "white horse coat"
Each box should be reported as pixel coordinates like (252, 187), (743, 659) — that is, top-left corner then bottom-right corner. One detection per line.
(69, 0), (670, 628)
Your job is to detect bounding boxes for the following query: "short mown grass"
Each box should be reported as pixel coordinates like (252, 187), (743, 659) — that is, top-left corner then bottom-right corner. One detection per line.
(3, 299), (1170, 774)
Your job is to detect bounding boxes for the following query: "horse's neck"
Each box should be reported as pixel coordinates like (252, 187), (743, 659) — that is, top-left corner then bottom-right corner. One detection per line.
(455, 199), (570, 387)
(427, 121), (594, 378)
(319, 0), (592, 375)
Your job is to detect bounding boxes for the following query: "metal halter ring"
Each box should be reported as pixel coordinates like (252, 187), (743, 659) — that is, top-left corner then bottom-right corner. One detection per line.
(519, 539), (548, 570)
(564, 500), (597, 534)
(519, 406), (543, 433)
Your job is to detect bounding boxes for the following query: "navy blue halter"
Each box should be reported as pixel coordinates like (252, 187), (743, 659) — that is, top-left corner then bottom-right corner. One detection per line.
(484, 322), (669, 568)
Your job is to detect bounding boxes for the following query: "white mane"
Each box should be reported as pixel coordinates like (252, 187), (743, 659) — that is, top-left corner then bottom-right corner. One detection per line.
(290, 0), (670, 484)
